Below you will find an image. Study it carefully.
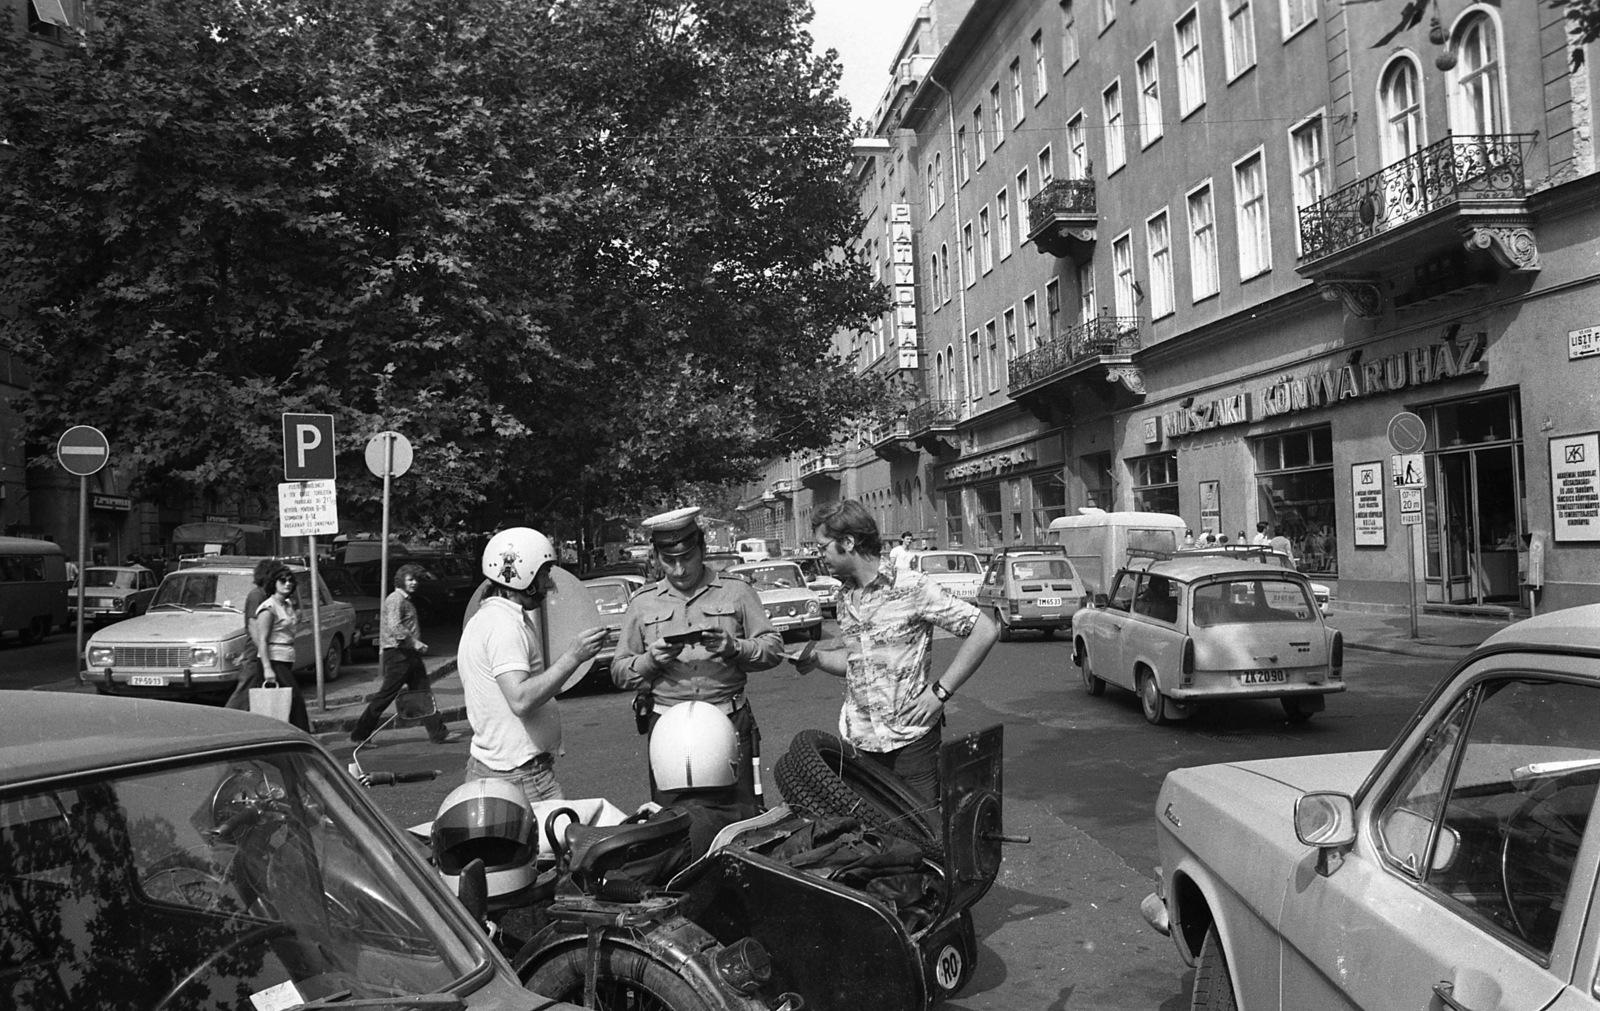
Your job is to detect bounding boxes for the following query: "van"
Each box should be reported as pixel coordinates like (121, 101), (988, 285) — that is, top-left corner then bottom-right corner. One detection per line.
(1046, 509), (1188, 598)
(171, 521), (274, 559)
(0, 536), (70, 643)
(735, 537), (782, 563)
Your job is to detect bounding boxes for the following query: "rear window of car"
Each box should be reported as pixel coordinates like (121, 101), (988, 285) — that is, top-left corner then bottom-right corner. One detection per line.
(1010, 559), (1075, 582)
(1191, 578), (1316, 626)
(921, 554), (980, 574)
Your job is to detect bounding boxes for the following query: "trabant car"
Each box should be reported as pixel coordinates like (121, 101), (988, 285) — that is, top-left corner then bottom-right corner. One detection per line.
(82, 561), (355, 701)
(975, 549), (1081, 642)
(0, 693), (581, 1011)
(1143, 603), (1600, 1010)
(907, 550), (983, 601)
(1071, 556), (1343, 724)
(727, 560), (822, 641)
(1175, 543), (1334, 614)
(70, 564), (159, 624)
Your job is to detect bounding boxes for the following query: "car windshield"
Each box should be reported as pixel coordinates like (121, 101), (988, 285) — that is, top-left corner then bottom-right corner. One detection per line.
(84, 569), (138, 589)
(151, 572), (255, 612)
(1011, 559), (1075, 581)
(321, 569), (362, 596)
(921, 554), (980, 574)
(1, 748), (484, 1007)
(586, 583), (630, 613)
(736, 565), (803, 591)
(1191, 578), (1317, 626)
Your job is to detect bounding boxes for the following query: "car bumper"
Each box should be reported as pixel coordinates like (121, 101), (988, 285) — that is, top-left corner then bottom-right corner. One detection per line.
(79, 667), (241, 698)
(69, 606), (128, 623)
(1003, 607), (1079, 630)
(770, 614), (822, 634)
(1166, 672), (1345, 703)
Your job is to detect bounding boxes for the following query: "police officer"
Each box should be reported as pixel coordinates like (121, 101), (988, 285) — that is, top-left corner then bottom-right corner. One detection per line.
(612, 507), (782, 809)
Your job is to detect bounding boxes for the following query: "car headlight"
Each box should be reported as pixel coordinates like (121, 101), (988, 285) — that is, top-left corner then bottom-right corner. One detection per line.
(806, 599), (820, 615)
(764, 606), (774, 618)
(360, 621), (375, 633)
(111, 598), (126, 611)
(190, 647), (219, 667)
(87, 646), (114, 667)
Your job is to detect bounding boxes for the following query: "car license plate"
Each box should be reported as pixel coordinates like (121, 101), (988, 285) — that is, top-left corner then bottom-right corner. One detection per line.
(129, 675), (166, 687)
(1037, 597), (1062, 607)
(1238, 669), (1288, 685)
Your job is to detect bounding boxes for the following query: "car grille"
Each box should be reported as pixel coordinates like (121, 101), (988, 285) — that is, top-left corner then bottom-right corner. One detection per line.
(767, 603), (804, 618)
(112, 646), (191, 668)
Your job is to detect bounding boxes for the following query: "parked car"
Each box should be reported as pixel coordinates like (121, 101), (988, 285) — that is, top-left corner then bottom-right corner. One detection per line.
(1175, 543), (1334, 613)
(0, 693), (582, 1010)
(906, 550), (984, 600)
(81, 560), (355, 701)
(1072, 555), (1343, 725)
(345, 555), (478, 626)
(574, 574), (635, 692)
(726, 560), (822, 641)
(69, 565), (159, 625)
(790, 555), (843, 616)
(1143, 603), (1600, 1010)
(975, 550), (1081, 642)
(321, 564), (382, 656)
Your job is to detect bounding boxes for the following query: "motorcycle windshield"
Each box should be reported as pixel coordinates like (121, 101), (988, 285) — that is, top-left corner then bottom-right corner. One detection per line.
(1, 748), (486, 1009)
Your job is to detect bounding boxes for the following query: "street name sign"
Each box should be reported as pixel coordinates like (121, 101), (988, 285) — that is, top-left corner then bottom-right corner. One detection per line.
(57, 425), (109, 476)
(283, 413), (337, 481)
(278, 480), (339, 537)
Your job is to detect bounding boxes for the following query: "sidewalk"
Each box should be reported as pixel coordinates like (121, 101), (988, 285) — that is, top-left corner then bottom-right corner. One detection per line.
(304, 654), (465, 736)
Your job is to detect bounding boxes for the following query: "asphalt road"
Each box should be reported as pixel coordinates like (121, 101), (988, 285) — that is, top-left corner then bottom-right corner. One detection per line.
(301, 623), (1455, 1010)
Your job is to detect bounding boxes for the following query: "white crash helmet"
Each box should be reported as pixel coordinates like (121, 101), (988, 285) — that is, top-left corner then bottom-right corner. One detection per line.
(430, 779), (538, 899)
(482, 527), (557, 592)
(650, 701), (739, 791)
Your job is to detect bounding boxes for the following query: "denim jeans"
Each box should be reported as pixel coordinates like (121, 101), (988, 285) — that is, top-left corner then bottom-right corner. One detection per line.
(465, 753), (563, 807)
(858, 724), (941, 806)
(351, 648), (446, 742)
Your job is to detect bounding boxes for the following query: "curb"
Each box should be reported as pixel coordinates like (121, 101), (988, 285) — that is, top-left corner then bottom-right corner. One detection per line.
(1345, 640), (1476, 661)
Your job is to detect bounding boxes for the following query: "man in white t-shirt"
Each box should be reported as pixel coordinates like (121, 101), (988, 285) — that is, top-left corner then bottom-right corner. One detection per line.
(459, 527), (607, 805)
(888, 530), (915, 570)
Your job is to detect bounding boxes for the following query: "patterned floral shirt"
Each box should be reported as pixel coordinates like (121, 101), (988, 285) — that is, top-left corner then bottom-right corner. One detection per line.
(837, 561), (980, 752)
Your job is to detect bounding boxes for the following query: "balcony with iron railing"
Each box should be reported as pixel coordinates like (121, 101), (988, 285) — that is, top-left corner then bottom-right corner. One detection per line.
(1296, 133), (1540, 316)
(1025, 178), (1097, 262)
(799, 452), (842, 484)
(868, 415), (917, 461)
(770, 478), (794, 498)
(904, 398), (962, 456)
(1007, 314), (1144, 399)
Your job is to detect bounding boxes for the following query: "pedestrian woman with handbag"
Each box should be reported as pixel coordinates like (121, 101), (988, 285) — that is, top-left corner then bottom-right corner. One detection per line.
(254, 565), (312, 731)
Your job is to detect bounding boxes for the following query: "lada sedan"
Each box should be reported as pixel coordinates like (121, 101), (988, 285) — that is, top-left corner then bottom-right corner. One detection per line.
(1142, 603), (1600, 1010)
(70, 564), (159, 624)
(82, 561), (354, 702)
(728, 560), (822, 641)
(0, 693), (579, 1010)
(1071, 556), (1343, 724)
(792, 555), (843, 616)
(907, 550), (983, 601)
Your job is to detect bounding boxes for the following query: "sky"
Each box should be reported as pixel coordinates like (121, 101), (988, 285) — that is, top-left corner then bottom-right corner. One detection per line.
(809, 0), (926, 121)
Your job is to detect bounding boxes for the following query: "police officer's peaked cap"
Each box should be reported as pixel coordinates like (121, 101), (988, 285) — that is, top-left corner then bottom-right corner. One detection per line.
(642, 506), (703, 557)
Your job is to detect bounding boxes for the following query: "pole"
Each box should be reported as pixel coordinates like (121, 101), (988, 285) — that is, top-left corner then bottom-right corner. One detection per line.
(1408, 522), (1419, 640)
(75, 475), (87, 673)
(378, 433), (394, 661)
(310, 528), (326, 711)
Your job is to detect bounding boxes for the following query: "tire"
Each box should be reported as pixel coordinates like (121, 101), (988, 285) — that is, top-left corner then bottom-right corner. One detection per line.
(773, 729), (945, 861)
(19, 616), (49, 645)
(322, 636), (344, 683)
(1139, 670), (1171, 726)
(1190, 926), (1238, 1011)
(524, 944), (714, 1011)
(1076, 641), (1105, 696)
(995, 609), (1012, 643)
(1281, 697), (1315, 723)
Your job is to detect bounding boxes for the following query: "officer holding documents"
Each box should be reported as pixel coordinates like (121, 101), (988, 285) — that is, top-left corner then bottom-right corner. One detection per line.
(612, 507), (783, 808)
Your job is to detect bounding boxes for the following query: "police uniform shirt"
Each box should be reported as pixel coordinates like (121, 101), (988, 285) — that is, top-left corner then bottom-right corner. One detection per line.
(611, 573), (783, 704)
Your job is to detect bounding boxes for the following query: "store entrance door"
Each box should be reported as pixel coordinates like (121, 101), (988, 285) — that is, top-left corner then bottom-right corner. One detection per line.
(1433, 445), (1521, 604)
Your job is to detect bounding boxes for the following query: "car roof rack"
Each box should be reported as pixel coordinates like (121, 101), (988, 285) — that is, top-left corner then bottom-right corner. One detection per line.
(1126, 547), (1173, 561)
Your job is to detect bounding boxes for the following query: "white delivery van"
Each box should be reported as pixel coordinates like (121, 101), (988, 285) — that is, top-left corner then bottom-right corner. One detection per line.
(734, 537), (783, 563)
(1046, 509), (1188, 597)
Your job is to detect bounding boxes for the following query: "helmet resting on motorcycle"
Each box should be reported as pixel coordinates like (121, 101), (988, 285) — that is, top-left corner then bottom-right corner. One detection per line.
(481, 527), (557, 592)
(430, 779), (537, 899)
(649, 701), (739, 792)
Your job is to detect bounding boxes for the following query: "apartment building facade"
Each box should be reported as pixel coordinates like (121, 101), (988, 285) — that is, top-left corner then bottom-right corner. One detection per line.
(758, 0), (1600, 615)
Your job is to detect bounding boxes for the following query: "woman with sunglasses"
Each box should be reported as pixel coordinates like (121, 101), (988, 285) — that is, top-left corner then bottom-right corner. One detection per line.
(253, 565), (311, 731)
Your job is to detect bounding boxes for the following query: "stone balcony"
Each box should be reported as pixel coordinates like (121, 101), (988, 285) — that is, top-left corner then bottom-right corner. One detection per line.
(1025, 178), (1097, 263)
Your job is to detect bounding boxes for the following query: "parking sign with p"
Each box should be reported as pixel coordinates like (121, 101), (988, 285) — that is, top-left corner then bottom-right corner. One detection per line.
(283, 413), (336, 481)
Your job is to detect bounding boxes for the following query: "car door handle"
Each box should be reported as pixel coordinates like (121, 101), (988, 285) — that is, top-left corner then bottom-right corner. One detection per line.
(1434, 979), (1492, 1011)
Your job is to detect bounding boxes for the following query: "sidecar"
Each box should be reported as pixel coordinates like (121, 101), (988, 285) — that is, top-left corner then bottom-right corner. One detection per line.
(510, 725), (1013, 1011)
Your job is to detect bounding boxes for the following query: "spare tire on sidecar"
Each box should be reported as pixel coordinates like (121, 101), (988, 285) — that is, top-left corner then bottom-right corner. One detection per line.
(511, 725), (1022, 1011)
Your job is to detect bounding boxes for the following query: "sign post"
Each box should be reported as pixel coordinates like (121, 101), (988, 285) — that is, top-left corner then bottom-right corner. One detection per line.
(1388, 412), (1429, 641)
(282, 413), (338, 708)
(57, 426), (110, 673)
(364, 432), (414, 652)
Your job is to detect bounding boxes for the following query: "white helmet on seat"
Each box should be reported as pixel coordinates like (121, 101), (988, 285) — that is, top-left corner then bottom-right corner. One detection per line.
(482, 527), (557, 591)
(650, 701), (739, 792)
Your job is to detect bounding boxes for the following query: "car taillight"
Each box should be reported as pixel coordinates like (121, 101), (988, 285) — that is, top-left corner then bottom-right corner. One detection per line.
(1181, 638), (1195, 684)
(1330, 630), (1343, 677)
(1008, 600), (1020, 616)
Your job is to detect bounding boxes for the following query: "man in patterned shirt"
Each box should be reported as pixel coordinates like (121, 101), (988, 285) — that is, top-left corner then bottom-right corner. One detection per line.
(794, 500), (999, 803)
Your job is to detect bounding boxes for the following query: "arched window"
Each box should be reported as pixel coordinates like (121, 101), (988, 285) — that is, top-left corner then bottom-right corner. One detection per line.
(939, 243), (951, 302)
(930, 251), (941, 303)
(1379, 57), (1424, 165)
(1450, 13), (1502, 137)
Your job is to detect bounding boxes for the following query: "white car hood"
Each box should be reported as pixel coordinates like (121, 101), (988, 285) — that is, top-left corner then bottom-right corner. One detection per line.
(88, 609), (248, 646)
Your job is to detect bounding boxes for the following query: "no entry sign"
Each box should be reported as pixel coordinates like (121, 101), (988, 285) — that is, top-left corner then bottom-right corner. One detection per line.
(57, 426), (110, 477)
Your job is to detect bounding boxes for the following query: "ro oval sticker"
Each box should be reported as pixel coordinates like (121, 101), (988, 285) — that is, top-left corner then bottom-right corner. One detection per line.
(934, 944), (963, 991)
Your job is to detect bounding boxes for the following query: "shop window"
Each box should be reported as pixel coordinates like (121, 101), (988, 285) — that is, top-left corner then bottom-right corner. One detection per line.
(1129, 453), (1179, 514)
(975, 484), (1004, 549)
(1252, 425), (1337, 575)
(1032, 473), (1068, 537)
(945, 490), (965, 548)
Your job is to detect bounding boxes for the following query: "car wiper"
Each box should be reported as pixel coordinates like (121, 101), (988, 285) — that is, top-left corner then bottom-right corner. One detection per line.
(193, 602), (239, 611)
(1511, 757), (1600, 785)
(151, 603), (192, 612)
(292, 992), (465, 1010)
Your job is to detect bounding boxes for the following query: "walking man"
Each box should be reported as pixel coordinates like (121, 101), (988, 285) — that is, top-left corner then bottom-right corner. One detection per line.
(351, 563), (451, 745)
(612, 507), (782, 808)
(459, 527), (608, 804)
(794, 500), (999, 805)
(888, 530), (916, 570)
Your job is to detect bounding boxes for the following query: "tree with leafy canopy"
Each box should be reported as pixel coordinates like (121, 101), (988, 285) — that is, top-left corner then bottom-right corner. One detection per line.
(0, 0), (887, 542)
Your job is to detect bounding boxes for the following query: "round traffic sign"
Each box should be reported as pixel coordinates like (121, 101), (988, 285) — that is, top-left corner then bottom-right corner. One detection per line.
(364, 431), (413, 478)
(1387, 412), (1428, 455)
(57, 425), (110, 477)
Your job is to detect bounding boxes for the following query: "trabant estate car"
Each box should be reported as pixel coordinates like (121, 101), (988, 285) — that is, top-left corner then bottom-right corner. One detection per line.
(975, 548), (1081, 642)
(1175, 543), (1334, 614)
(1071, 556), (1343, 724)
(1143, 604), (1600, 1010)
(727, 560), (822, 641)
(70, 564), (159, 624)
(0, 693), (581, 1011)
(82, 560), (355, 701)
(907, 550), (983, 601)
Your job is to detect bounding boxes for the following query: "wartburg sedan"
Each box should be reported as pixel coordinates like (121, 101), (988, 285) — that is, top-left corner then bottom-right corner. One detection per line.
(728, 560), (822, 641)
(1071, 556), (1343, 724)
(1143, 603), (1600, 1010)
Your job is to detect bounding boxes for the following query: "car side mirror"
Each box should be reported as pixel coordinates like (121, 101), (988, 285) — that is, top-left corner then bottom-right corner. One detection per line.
(1296, 791), (1356, 876)
(1092, 593), (1109, 608)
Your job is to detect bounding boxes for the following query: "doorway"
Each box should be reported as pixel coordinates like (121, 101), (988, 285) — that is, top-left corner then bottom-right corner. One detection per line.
(1422, 392), (1523, 606)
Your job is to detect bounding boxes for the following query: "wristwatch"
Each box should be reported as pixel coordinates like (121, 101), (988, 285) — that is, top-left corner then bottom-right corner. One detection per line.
(929, 681), (952, 703)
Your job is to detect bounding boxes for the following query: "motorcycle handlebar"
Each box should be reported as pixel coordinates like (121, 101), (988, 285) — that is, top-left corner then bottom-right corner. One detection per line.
(364, 769), (441, 786)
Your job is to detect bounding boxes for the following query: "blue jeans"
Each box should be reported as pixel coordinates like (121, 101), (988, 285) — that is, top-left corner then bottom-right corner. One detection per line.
(465, 753), (563, 807)
(858, 724), (941, 806)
